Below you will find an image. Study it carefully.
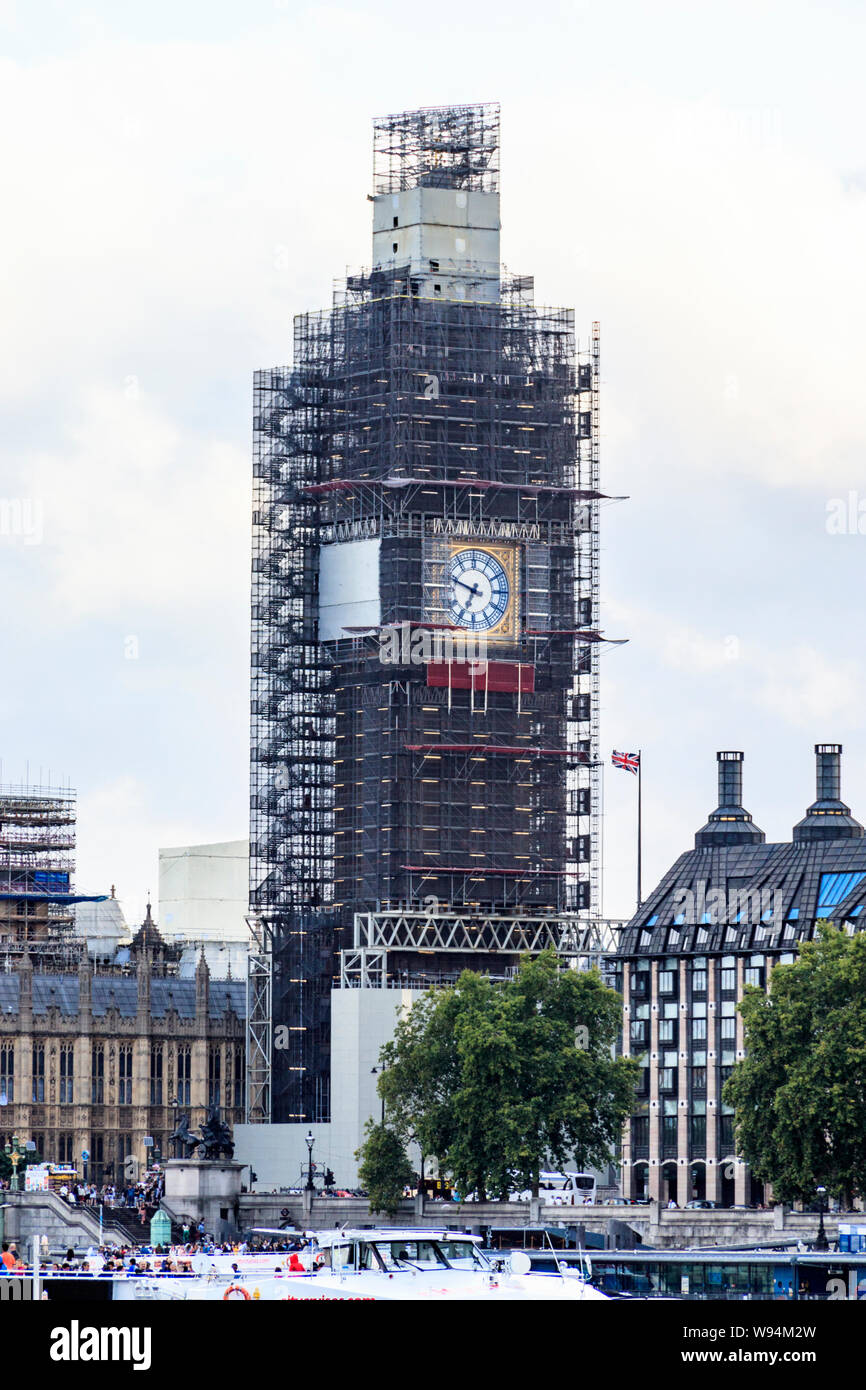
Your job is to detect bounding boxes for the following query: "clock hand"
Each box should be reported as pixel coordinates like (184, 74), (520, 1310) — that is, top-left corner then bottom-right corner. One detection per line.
(453, 576), (481, 596)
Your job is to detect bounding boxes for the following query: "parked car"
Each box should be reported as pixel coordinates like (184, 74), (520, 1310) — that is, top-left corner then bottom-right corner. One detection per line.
(685, 1199), (718, 1209)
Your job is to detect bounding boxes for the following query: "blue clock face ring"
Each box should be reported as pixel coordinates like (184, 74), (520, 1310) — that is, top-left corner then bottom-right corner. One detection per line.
(446, 549), (510, 631)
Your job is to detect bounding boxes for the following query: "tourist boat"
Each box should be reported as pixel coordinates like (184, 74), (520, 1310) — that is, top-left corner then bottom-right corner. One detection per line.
(107, 1229), (609, 1302)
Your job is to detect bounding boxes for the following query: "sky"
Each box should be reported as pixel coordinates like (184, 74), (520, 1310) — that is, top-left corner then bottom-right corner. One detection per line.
(1, 0), (865, 925)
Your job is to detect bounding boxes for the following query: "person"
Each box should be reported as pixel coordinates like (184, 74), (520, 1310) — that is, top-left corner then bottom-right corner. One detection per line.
(667, 1198), (677, 1209)
(1, 1242), (15, 1272)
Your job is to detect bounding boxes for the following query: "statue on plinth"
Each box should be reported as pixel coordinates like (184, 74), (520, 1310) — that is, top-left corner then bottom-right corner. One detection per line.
(169, 1112), (201, 1159)
(197, 1104), (235, 1161)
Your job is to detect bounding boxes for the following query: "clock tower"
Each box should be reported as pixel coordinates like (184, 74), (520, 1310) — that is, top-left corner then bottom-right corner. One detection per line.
(249, 105), (615, 1126)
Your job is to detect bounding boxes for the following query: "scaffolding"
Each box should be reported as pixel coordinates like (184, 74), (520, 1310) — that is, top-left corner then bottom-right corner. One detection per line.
(373, 103), (500, 195)
(249, 105), (607, 1124)
(0, 784), (78, 944)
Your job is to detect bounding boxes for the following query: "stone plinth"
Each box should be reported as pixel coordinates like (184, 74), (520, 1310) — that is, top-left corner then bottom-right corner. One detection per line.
(163, 1159), (245, 1239)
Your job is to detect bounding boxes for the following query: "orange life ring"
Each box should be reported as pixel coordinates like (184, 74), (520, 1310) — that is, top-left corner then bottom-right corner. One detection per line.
(223, 1285), (250, 1301)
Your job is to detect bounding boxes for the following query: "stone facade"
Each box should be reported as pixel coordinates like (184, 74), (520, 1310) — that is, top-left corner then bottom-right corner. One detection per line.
(617, 746), (866, 1207)
(0, 911), (245, 1181)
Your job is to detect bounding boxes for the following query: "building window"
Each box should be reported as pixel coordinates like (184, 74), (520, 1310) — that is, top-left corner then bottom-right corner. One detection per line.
(59, 1045), (74, 1104)
(662, 1115), (678, 1153)
(721, 1000), (736, 1017)
(150, 1046), (163, 1106)
(208, 1048), (222, 1107)
(57, 1132), (74, 1164)
(91, 1135), (105, 1173)
(744, 967), (763, 988)
(177, 1047), (191, 1106)
(660, 1068), (676, 1092)
(0, 1045), (13, 1104)
(658, 971), (675, 994)
(233, 1048), (244, 1110)
(631, 1116), (649, 1152)
(690, 1107), (706, 1149)
(719, 1114), (734, 1149)
(721, 969), (736, 992)
(692, 1018), (707, 1041)
(118, 1045), (133, 1105)
(692, 1066), (707, 1092)
(720, 1017), (736, 1039)
(659, 1020), (677, 1043)
(630, 1020), (647, 1046)
(692, 971), (707, 994)
(91, 1045), (104, 1104)
(32, 1043), (45, 1103)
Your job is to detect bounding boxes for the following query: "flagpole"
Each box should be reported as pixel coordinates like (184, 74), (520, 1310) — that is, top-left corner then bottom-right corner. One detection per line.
(637, 749), (642, 910)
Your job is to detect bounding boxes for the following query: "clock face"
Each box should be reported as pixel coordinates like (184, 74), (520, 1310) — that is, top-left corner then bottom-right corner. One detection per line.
(446, 549), (510, 631)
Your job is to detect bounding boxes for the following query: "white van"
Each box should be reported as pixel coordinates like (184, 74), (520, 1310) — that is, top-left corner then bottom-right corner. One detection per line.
(510, 1172), (597, 1206)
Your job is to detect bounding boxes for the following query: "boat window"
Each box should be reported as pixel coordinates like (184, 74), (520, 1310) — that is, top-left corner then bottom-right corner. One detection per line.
(437, 1239), (489, 1270)
(327, 1244), (353, 1271)
(371, 1240), (450, 1270)
(358, 1243), (386, 1271)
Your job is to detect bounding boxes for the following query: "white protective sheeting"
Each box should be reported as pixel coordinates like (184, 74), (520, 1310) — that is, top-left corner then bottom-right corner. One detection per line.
(318, 538), (381, 642)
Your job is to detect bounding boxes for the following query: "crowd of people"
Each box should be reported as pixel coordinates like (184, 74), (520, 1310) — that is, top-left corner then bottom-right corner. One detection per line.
(1, 1231), (311, 1279)
(53, 1171), (165, 1216)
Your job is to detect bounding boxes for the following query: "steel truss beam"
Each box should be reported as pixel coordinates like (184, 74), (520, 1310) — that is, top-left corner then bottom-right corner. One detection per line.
(353, 909), (622, 957)
(245, 912), (272, 1124)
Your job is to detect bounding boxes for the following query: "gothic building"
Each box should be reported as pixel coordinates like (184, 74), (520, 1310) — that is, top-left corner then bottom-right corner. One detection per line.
(0, 907), (245, 1182)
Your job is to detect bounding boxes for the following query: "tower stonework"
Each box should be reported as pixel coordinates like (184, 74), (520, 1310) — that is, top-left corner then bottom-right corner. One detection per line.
(249, 105), (612, 1126)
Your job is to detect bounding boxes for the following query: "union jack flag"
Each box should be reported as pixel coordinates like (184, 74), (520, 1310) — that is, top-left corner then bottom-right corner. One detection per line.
(612, 749), (640, 774)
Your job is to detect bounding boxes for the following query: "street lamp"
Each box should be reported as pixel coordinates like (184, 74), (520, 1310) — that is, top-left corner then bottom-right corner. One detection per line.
(371, 1064), (387, 1124)
(4, 1135), (26, 1192)
(815, 1185), (829, 1252)
(304, 1131), (315, 1192)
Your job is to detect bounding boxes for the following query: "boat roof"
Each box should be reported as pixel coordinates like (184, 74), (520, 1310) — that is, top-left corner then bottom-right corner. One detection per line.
(313, 1229), (484, 1246)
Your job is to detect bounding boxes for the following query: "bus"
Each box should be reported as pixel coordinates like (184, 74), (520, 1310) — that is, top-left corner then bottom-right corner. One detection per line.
(510, 1172), (597, 1205)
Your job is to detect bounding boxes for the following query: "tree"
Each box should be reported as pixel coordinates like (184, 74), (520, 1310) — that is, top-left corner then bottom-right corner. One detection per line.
(376, 950), (638, 1200)
(355, 1121), (415, 1216)
(724, 924), (866, 1205)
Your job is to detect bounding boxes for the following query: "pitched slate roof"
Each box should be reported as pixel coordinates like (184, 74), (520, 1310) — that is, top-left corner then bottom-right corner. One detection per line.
(0, 972), (245, 1020)
(620, 747), (866, 957)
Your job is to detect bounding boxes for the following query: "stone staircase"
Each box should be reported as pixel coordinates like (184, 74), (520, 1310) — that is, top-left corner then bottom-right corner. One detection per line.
(4, 1190), (134, 1252)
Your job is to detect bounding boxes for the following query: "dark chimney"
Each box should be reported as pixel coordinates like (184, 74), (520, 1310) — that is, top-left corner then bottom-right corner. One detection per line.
(695, 750), (765, 849)
(793, 743), (864, 843)
(717, 750), (744, 809)
(815, 744), (842, 802)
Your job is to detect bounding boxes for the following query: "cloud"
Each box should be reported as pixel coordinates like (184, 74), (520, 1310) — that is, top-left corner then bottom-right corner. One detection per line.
(1, 5), (865, 914)
(24, 384), (249, 619)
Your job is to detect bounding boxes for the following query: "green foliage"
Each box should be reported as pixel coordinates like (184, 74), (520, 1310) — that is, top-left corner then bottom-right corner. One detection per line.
(376, 950), (638, 1200)
(355, 1121), (415, 1216)
(724, 924), (866, 1204)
